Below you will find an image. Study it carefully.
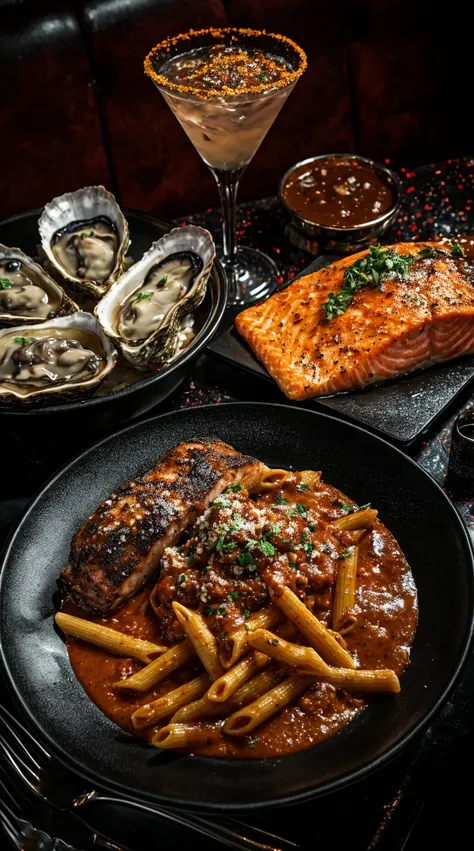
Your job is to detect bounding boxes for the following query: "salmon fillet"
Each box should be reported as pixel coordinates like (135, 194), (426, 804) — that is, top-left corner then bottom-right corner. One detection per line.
(60, 440), (267, 615)
(235, 243), (474, 399)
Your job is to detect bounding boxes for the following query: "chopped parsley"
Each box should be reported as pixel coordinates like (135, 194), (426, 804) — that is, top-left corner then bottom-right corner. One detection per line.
(207, 606), (217, 616)
(340, 503), (352, 513)
(14, 336), (35, 345)
(296, 483), (309, 492)
(237, 552), (255, 567)
(297, 503), (307, 518)
(274, 494), (290, 505)
(309, 522), (317, 532)
(218, 605), (227, 617)
(258, 73), (269, 82)
(213, 497), (231, 509)
(80, 231), (95, 239)
(229, 512), (243, 530)
(215, 536), (236, 553)
(451, 242), (465, 257)
(339, 547), (355, 560)
(156, 274), (168, 288)
(0, 278), (13, 289)
(358, 502), (371, 511)
(259, 540), (275, 557)
(177, 573), (186, 585)
(242, 607), (251, 619)
(301, 530), (313, 556)
(135, 291), (153, 302)
(322, 245), (413, 320)
(224, 483), (242, 493)
(227, 591), (240, 602)
(187, 547), (195, 564)
(340, 501), (371, 515)
(245, 539), (259, 551)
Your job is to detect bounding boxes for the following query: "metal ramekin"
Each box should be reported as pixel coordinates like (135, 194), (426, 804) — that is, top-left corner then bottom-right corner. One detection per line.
(278, 153), (401, 255)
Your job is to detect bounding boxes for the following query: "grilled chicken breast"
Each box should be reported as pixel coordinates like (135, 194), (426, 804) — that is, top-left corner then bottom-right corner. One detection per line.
(60, 440), (267, 615)
(235, 243), (474, 399)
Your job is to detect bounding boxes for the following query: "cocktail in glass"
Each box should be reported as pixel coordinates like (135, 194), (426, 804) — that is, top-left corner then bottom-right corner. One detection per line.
(145, 28), (307, 305)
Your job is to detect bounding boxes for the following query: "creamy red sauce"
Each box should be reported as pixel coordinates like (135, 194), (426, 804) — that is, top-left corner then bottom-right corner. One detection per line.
(65, 475), (418, 760)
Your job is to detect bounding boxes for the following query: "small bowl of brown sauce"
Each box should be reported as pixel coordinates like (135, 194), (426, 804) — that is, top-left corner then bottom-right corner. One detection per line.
(279, 153), (401, 255)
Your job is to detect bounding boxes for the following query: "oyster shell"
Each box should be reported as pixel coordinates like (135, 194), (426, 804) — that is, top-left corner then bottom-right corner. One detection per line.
(38, 186), (130, 300)
(96, 225), (215, 369)
(0, 311), (117, 406)
(0, 244), (78, 328)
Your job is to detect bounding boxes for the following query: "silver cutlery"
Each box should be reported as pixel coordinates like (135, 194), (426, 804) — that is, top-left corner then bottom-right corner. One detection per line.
(0, 704), (298, 851)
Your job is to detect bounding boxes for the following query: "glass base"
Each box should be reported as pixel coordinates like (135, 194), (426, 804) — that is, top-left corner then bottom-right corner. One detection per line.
(218, 246), (279, 306)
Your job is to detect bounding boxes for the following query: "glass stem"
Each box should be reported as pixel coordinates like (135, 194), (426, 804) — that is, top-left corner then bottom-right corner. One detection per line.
(211, 167), (245, 266)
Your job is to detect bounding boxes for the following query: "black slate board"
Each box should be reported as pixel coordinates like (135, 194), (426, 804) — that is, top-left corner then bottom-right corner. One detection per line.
(208, 255), (474, 445)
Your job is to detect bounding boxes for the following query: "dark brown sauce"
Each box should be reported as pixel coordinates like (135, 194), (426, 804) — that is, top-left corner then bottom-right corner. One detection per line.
(65, 477), (418, 760)
(283, 157), (395, 228)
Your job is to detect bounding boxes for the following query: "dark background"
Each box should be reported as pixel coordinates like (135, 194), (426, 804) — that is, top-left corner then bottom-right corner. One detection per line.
(0, 0), (472, 222)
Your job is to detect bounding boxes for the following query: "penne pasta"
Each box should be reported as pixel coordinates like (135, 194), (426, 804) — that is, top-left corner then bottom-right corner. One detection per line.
(298, 470), (321, 486)
(55, 612), (166, 664)
(114, 639), (194, 692)
(257, 468), (291, 490)
(268, 585), (356, 669)
(173, 602), (223, 680)
(131, 673), (210, 730)
(152, 723), (219, 750)
(172, 668), (283, 723)
(333, 546), (359, 633)
(332, 508), (378, 531)
(301, 668), (401, 694)
(211, 621), (294, 702)
(247, 629), (331, 675)
(223, 674), (314, 736)
(219, 604), (282, 668)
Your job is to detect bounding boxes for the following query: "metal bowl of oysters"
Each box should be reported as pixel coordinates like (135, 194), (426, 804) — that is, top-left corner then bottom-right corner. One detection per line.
(0, 187), (227, 428)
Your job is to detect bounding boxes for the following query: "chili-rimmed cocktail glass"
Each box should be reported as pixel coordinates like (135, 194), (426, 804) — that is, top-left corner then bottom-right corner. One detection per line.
(145, 28), (307, 305)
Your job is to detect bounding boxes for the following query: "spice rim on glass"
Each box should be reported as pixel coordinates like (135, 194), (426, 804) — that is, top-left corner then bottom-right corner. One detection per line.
(145, 28), (307, 305)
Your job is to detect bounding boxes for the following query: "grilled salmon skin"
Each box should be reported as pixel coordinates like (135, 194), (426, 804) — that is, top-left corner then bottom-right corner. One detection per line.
(60, 440), (267, 615)
(235, 243), (474, 399)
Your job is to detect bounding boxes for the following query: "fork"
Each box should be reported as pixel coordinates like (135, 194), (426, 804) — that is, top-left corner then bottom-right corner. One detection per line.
(0, 704), (297, 851)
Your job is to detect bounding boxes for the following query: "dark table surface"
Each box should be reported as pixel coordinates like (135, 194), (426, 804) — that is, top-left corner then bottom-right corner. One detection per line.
(2, 157), (474, 850)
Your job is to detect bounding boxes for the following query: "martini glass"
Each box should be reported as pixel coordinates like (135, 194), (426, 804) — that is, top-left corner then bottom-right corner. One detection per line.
(145, 28), (307, 305)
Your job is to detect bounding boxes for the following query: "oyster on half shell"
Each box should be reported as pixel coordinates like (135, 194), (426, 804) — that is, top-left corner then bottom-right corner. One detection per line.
(0, 244), (78, 328)
(0, 311), (117, 406)
(96, 225), (215, 369)
(38, 186), (130, 300)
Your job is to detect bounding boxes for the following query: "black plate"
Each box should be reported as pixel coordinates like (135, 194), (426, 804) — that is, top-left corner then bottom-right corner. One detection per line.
(0, 208), (227, 430)
(208, 256), (474, 445)
(0, 403), (473, 811)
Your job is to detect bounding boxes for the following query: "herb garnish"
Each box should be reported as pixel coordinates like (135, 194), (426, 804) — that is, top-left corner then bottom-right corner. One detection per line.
(309, 522), (317, 532)
(237, 552), (255, 567)
(322, 245), (412, 320)
(296, 503), (307, 518)
(213, 497), (231, 509)
(258, 73), (269, 82)
(14, 336), (35, 345)
(339, 547), (355, 560)
(215, 536), (236, 553)
(218, 605), (227, 617)
(80, 231), (95, 239)
(341, 501), (371, 515)
(296, 483), (309, 492)
(274, 494), (290, 505)
(135, 291), (153, 302)
(156, 274), (168, 288)
(188, 547), (195, 564)
(177, 573), (187, 585)
(224, 484), (242, 493)
(207, 606), (217, 616)
(451, 242), (465, 257)
(242, 607), (251, 619)
(227, 591), (240, 602)
(301, 530), (313, 556)
(0, 278), (13, 289)
(248, 736), (260, 748)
